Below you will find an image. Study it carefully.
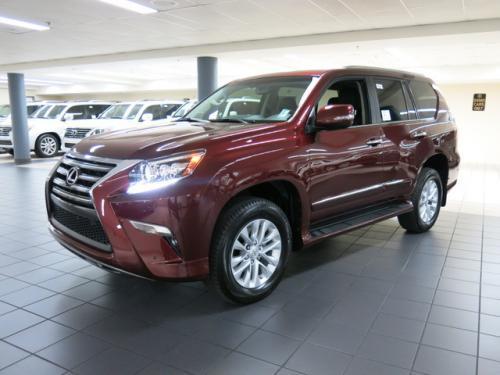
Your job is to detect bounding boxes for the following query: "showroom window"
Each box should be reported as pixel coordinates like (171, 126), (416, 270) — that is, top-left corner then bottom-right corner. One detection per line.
(409, 80), (438, 119)
(374, 79), (409, 122)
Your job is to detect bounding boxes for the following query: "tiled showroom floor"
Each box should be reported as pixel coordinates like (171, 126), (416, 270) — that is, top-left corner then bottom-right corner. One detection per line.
(0, 154), (499, 375)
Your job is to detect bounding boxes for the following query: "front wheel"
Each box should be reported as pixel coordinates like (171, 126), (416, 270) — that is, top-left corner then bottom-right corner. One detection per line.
(35, 134), (59, 158)
(209, 197), (292, 304)
(398, 168), (443, 233)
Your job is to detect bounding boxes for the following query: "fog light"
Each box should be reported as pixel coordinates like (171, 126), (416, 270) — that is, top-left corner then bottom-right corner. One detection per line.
(129, 220), (181, 256)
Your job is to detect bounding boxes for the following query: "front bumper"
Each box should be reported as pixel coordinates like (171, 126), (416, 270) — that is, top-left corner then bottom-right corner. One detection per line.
(0, 135), (13, 149)
(46, 153), (211, 281)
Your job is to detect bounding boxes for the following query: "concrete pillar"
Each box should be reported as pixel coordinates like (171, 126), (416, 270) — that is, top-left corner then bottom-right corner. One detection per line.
(197, 56), (218, 101)
(7, 73), (30, 164)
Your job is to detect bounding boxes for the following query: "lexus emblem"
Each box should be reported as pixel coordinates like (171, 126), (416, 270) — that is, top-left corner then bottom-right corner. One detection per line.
(66, 167), (80, 185)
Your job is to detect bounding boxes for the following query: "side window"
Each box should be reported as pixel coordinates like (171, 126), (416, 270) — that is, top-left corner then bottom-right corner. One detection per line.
(317, 79), (369, 125)
(88, 105), (110, 119)
(66, 105), (88, 120)
(374, 79), (409, 122)
(409, 80), (438, 119)
(141, 105), (161, 120)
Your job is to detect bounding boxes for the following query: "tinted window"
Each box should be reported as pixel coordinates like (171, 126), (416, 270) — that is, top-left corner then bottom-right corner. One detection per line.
(87, 104), (110, 119)
(409, 81), (437, 119)
(141, 103), (182, 120)
(66, 105), (89, 120)
(27, 105), (41, 116)
(318, 79), (369, 125)
(375, 79), (408, 122)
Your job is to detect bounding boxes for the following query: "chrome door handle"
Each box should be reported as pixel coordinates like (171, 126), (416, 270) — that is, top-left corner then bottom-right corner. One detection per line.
(411, 131), (427, 139)
(366, 138), (383, 146)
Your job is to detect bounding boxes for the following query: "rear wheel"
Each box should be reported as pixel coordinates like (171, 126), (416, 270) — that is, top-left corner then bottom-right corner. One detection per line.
(35, 134), (59, 158)
(209, 197), (291, 304)
(398, 168), (442, 233)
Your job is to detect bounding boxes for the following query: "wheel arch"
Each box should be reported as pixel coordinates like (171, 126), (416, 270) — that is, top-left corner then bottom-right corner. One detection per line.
(215, 179), (305, 251)
(421, 153), (449, 206)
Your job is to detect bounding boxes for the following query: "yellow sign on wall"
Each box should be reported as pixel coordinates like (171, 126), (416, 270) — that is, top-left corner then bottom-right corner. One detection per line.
(473, 93), (486, 111)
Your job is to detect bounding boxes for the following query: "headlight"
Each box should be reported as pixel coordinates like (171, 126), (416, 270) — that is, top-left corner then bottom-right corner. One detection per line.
(88, 128), (106, 136)
(127, 150), (205, 194)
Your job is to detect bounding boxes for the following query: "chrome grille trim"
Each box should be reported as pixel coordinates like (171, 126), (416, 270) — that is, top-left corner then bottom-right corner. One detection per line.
(64, 128), (91, 139)
(50, 153), (117, 209)
(0, 127), (11, 136)
(53, 177), (90, 194)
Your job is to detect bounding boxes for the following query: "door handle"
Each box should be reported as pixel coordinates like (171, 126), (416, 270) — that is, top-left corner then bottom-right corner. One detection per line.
(366, 137), (383, 146)
(411, 131), (428, 139)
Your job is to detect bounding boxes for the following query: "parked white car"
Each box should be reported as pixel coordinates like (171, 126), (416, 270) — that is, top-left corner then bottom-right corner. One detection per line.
(62, 100), (183, 150)
(170, 100), (198, 120)
(0, 102), (45, 125)
(0, 101), (112, 158)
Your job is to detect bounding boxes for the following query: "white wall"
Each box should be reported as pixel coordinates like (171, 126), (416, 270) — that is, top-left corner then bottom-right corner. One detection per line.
(439, 83), (500, 165)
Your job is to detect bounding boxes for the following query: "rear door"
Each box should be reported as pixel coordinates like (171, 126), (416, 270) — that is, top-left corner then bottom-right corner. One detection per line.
(373, 77), (438, 198)
(307, 77), (394, 222)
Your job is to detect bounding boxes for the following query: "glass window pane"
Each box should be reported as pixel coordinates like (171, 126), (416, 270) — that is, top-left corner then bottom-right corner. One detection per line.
(375, 79), (409, 122)
(409, 81), (438, 119)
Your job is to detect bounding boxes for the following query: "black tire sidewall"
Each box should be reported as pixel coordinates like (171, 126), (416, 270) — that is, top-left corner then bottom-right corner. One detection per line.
(415, 169), (442, 231)
(216, 199), (291, 302)
(36, 134), (59, 158)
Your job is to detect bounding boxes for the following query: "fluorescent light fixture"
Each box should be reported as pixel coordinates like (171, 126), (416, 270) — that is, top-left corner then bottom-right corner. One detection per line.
(98, 0), (157, 14)
(0, 16), (49, 31)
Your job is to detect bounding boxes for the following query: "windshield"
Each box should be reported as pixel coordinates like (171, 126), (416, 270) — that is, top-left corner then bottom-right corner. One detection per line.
(125, 104), (143, 120)
(0, 105), (10, 118)
(44, 105), (67, 119)
(32, 105), (52, 118)
(99, 103), (132, 119)
(186, 76), (315, 123)
(173, 101), (197, 118)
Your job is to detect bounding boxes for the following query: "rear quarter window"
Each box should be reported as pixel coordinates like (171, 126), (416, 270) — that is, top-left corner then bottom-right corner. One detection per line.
(409, 81), (438, 119)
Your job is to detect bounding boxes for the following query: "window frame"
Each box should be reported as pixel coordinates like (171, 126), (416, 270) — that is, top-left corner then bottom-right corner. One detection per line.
(310, 76), (374, 129)
(406, 80), (439, 120)
(370, 77), (412, 125)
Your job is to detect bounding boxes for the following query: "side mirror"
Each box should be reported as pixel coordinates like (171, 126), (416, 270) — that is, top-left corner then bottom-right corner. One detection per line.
(63, 113), (74, 121)
(141, 113), (153, 122)
(316, 104), (355, 130)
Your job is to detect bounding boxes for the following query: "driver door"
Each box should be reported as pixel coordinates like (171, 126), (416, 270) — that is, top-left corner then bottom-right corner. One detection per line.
(307, 78), (393, 222)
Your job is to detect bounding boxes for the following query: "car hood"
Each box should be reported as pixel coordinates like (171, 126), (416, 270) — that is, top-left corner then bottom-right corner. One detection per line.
(74, 121), (280, 160)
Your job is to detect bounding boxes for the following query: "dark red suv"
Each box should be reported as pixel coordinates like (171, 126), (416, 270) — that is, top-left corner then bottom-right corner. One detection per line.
(46, 67), (459, 303)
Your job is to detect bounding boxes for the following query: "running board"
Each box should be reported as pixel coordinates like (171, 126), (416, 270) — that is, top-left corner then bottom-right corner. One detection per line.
(310, 201), (413, 238)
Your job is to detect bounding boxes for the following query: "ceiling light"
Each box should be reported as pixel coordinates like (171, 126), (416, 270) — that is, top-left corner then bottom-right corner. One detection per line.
(0, 16), (49, 31)
(98, 0), (157, 14)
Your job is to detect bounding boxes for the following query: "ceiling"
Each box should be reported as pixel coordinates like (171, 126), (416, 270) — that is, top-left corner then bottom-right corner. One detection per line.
(1, 0), (500, 94)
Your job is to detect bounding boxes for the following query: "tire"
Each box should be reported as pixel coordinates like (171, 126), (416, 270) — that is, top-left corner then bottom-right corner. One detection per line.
(7, 149), (14, 156)
(209, 197), (292, 304)
(398, 168), (443, 233)
(35, 134), (59, 158)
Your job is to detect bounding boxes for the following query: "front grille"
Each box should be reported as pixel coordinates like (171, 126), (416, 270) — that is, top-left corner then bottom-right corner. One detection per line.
(0, 127), (11, 136)
(0, 140), (12, 146)
(52, 203), (110, 247)
(65, 128), (91, 139)
(50, 154), (116, 209)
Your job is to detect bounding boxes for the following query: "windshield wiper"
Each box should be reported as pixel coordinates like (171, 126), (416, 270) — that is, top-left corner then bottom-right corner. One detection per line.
(209, 118), (248, 124)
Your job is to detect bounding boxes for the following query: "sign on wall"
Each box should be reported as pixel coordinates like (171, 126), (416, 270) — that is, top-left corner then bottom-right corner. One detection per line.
(472, 93), (486, 111)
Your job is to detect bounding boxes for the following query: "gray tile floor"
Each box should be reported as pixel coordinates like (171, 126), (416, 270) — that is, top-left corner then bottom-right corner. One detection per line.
(0, 154), (499, 375)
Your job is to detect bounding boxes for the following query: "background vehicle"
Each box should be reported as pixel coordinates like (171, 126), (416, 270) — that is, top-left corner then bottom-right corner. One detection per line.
(171, 100), (198, 120)
(0, 102), (48, 154)
(63, 100), (183, 150)
(0, 101), (111, 158)
(46, 67), (459, 303)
